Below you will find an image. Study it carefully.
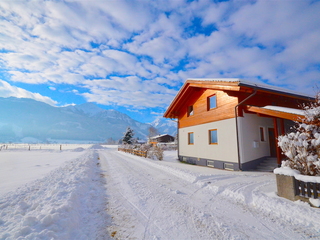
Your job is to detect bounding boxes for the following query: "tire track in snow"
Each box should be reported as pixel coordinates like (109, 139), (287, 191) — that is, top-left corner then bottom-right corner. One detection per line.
(99, 150), (169, 239)
(100, 149), (320, 240)
(100, 149), (223, 239)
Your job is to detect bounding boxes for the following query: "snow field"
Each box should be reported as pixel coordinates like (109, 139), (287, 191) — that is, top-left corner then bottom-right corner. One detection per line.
(0, 148), (110, 240)
(1, 146), (320, 239)
(0, 150), (87, 196)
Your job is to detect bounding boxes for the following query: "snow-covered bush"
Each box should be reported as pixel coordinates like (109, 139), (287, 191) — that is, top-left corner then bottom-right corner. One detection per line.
(120, 143), (164, 160)
(139, 143), (153, 151)
(278, 93), (320, 176)
(147, 145), (164, 161)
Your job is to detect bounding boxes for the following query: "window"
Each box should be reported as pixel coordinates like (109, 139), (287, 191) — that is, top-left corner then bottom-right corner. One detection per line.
(209, 129), (218, 144)
(188, 132), (194, 145)
(260, 127), (265, 142)
(207, 95), (217, 110)
(187, 105), (194, 117)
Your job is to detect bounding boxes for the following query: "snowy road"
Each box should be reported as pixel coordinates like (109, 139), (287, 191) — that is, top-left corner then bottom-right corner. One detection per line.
(99, 148), (320, 240)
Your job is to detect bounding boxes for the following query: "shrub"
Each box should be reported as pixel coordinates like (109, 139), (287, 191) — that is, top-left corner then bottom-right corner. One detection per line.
(278, 93), (320, 176)
(147, 145), (164, 161)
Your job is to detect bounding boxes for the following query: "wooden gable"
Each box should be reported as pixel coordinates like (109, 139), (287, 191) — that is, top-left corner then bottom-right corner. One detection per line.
(164, 79), (314, 128)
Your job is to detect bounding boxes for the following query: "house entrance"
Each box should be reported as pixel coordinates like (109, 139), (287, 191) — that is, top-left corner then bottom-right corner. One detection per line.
(268, 128), (277, 157)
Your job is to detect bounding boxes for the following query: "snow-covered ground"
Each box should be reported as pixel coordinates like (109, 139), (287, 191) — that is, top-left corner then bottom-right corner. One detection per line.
(1, 145), (320, 239)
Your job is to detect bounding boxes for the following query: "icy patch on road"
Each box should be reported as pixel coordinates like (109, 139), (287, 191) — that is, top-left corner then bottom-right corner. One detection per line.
(0, 151), (110, 240)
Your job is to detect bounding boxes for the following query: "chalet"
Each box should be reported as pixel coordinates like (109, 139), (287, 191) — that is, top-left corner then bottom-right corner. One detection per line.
(163, 78), (315, 171)
(149, 134), (175, 144)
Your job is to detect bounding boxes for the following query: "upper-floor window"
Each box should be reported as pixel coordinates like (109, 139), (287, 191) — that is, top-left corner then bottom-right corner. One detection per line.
(187, 105), (194, 117)
(188, 132), (194, 145)
(207, 95), (217, 110)
(209, 129), (218, 144)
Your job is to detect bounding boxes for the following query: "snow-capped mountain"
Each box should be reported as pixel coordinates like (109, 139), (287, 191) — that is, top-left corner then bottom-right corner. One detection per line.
(150, 116), (177, 137)
(65, 102), (104, 117)
(0, 97), (145, 143)
(0, 97), (177, 143)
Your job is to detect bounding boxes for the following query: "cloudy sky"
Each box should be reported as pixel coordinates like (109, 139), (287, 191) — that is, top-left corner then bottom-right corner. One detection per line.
(0, 0), (319, 123)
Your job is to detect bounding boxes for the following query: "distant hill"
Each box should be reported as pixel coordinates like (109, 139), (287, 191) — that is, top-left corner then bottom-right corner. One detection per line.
(0, 97), (176, 143)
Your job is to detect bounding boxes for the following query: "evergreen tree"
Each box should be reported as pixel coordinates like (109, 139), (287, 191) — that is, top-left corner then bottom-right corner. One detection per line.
(122, 127), (134, 144)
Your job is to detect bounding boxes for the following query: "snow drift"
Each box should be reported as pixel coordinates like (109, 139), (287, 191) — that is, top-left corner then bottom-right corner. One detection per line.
(0, 151), (109, 240)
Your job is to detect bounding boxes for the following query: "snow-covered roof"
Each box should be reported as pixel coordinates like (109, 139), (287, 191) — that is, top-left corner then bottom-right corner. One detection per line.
(150, 134), (173, 139)
(246, 105), (305, 121)
(262, 106), (304, 116)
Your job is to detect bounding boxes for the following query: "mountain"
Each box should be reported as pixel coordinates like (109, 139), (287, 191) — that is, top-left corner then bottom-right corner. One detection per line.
(150, 117), (177, 137)
(0, 97), (154, 143)
(0, 97), (177, 143)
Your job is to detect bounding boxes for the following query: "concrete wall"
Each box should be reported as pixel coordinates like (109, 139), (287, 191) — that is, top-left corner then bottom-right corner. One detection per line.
(179, 118), (238, 163)
(238, 113), (273, 164)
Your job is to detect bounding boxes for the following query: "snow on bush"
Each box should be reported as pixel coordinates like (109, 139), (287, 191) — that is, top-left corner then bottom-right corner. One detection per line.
(147, 145), (164, 160)
(120, 143), (164, 160)
(278, 93), (320, 176)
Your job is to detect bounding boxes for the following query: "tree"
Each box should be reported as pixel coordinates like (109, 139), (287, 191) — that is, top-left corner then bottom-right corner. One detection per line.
(148, 126), (159, 138)
(122, 127), (134, 144)
(106, 137), (116, 145)
(278, 92), (320, 176)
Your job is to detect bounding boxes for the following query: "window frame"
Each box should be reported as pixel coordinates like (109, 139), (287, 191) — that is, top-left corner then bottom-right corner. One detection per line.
(209, 129), (218, 145)
(259, 126), (266, 142)
(207, 94), (217, 110)
(188, 132), (194, 145)
(187, 105), (194, 117)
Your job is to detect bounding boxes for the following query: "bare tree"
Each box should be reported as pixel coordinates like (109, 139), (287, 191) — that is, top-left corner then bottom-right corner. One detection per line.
(148, 126), (159, 138)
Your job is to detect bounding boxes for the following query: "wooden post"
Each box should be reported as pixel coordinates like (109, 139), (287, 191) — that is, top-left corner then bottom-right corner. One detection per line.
(273, 118), (282, 165)
(280, 118), (285, 135)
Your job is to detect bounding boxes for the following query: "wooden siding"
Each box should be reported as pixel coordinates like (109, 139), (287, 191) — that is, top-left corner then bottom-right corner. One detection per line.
(179, 89), (238, 128)
(178, 88), (311, 128)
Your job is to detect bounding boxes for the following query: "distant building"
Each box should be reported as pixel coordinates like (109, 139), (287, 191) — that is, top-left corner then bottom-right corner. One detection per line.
(149, 134), (175, 144)
(163, 78), (314, 171)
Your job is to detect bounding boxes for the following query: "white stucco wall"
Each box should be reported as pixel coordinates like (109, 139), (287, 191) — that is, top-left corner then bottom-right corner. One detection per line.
(179, 118), (238, 163)
(237, 113), (273, 163)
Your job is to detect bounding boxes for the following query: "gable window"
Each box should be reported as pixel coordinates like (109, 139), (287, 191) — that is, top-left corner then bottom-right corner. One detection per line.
(187, 105), (194, 117)
(188, 132), (194, 145)
(209, 129), (218, 144)
(259, 127), (265, 142)
(207, 95), (217, 110)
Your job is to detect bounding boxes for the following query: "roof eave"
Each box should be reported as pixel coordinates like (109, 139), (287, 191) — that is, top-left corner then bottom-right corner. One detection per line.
(163, 80), (243, 118)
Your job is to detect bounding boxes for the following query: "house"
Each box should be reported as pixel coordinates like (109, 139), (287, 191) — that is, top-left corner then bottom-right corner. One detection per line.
(163, 78), (315, 171)
(149, 134), (175, 144)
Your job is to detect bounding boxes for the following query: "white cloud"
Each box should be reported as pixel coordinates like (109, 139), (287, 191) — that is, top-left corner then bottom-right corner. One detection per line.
(81, 76), (177, 108)
(0, 0), (319, 113)
(0, 80), (57, 105)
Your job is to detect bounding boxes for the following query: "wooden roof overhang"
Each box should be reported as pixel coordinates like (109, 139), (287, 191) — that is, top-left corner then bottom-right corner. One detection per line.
(245, 105), (305, 121)
(163, 79), (314, 119)
(163, 80), (244, 119)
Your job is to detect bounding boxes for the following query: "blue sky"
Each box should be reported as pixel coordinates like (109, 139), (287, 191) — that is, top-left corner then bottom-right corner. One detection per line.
(0, 0), (320, 123)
